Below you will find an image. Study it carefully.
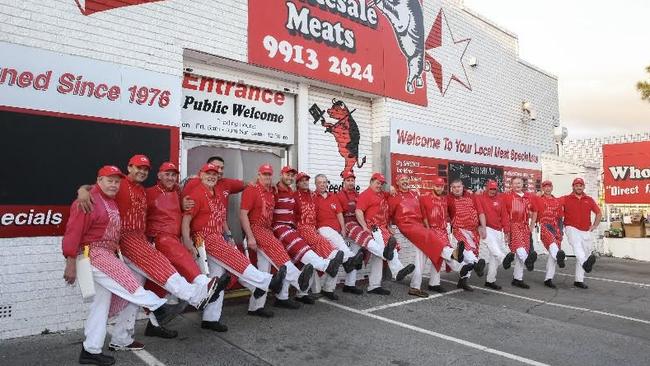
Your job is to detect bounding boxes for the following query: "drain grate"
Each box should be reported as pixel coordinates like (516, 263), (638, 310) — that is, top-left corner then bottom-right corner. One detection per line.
(0, 305), (12, 318)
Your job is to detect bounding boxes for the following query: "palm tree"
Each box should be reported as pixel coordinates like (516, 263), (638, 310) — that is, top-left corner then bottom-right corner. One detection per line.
(637, 66), (650, 102)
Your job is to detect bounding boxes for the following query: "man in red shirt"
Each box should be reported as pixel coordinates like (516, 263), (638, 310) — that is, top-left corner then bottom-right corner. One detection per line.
(183, 163), (286, 324)
(240, 164), (314, 310)
(389, 175), (458, 297)
(419, 177), (473, 292)
(501, 176), (538, 289)
(562, 178), (600, 289)
(476, 180), (515, 290)
(311, 173), (365, 298)
(356, 173), (415, 295)
(447, 179), (486, 290)
(537, 180), (566, 289)
(272, 166), (344, 303)
(63, 166), (185, 365)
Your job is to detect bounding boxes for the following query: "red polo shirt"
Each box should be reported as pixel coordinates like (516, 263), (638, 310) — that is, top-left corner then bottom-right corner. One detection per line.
(476, 192), (504, 230)
(115, 178), (147, 233)
(145, 182), (182, 237)
(420, 193), (449, 230)
(447, 190), (481, 230)
(315, 192), (342, 231)
(356, 188), (389, 227)
(388, 190), (424, 226)
(562, 193), (600, 231)
(273, 182), (297, 226)
(186, 183), (224, 235)
(337, 189), (359, 223)
(241, 182), (275, 228)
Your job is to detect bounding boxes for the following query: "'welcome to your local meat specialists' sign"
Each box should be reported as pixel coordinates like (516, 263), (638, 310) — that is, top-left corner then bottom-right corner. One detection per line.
(248, 0), (429, 106)
(181, 73), (295, 145)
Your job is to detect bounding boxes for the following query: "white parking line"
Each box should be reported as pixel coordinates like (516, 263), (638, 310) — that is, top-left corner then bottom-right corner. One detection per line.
(320, 299), (551, 366)
(134, 350), (167, 366)
(440, 279), (650, 326)
(362, 289), (463, 313)
(532, 270), (650, 288)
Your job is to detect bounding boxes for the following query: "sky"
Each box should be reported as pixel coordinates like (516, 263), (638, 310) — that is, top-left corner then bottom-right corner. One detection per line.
(463, 0), (650, 139)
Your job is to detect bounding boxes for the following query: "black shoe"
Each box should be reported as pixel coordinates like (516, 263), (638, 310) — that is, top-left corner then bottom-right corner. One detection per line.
(201, 320), (228, 332)
(321, 291), (339, 301)
(152, 301), (188, 326)
(367, 287), (391, 295)
(556, 250), (566, 268)
(511, 279), (530, 289)
(247, 308), (274, 318)
(196, 276), (223, 310)
(459, 263), (475, 277)
(453, 242), (465, 263)
(383, 236), (397, 261)
(108, 341), (144, 352)
(253, 288), (266, 299)
(298, 264), (314, 292)
(207, 273), (231, 304)
(342, 285), (364, 295)
(544, 279), (557, 289)
(427, 285), (447, 293)
(79, 346), (115, 366)
(296, 295), (316, 305)
(457, 278), (473, 291)
(582, 254), (596, 273)
(274, 298), (302, 309)
(144, 321), (178, 339)
(574, 281), (589, 289)
(525, 251), (537, 272)
(267, 265), (287, 294)
(484, 281), (502, 290)
(503, 252), (515, 270)
(396, 264), (415, 281)
(474, 259), (486, 277)
(343, 250), (364, 273)
(326, 251), (345, 277)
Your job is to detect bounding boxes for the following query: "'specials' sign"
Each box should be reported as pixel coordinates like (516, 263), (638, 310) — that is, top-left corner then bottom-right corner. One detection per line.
(248, 0), (428, 106)
(181, 73), (295, 144)
(603, 141), (650, 204)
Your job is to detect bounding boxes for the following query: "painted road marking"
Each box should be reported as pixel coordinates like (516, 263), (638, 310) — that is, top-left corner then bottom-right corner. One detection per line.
(362, 289), (463, 313)
(532, 269), (650, 288)
(134, 350), (167, 366)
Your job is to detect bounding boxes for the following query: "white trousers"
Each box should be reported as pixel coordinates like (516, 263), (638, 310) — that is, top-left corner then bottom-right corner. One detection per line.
(565, 226), (594, 282)
(513, 247), (528, 281)
(319, 226), (360, 286)
(257, 250), (301, 301)
(482, 227), (508, 283)
(83, 266), (165, 354)
(544, 243), (560, 280)
(299, 250), (338, 295)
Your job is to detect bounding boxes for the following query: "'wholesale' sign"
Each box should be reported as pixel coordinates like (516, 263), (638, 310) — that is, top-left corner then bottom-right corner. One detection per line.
(603, 141), (650, 204)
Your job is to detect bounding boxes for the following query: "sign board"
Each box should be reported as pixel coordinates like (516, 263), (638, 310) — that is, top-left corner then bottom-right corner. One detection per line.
(603, 141), (650, 204)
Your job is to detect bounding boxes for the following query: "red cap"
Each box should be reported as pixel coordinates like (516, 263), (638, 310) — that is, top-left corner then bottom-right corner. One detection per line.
(200, 163), (219, 174)
(395, 174), (409, 182)
(296, 172), (310, 182)
(98, 165), (125, 178)
(486, 180), (498, 189)
(258, 164), (273, 175)
(572, 178), (585, 186)
(281, 166), (298, 175)
(128, 154), (150, 168)
(432, 177), (445, 186)
(371, 172), (386, 184)
(158, 162), (179, 173)
(541, 180), (553, 187)
(342, 171), (356, 180)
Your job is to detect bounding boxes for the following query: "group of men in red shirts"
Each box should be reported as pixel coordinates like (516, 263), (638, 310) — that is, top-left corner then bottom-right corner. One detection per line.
(62, 154), (601, 366)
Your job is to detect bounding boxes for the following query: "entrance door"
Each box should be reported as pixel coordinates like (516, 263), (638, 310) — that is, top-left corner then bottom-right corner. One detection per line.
(182, 138), (287, 243)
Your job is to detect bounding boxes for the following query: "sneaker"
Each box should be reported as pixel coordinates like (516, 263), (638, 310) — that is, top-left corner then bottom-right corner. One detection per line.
(556, 250), (566, 268)
(247, 308), (274, 318)
(325, 251), (345, 277)
(342, 285), (363, 295)
(484, 281), (502, 290)
(296, 295), (316, 305)
(321, 291), (339, 301)
(395, 264), (415, 281)
(574, 281), (589, 289)
(298, 264), (314, 292)
(459, 263), (474, 277)
(268, 265), (287, 294)
(367, 287), (391, 295)
(196, 276), (222, 310)
(201, 321), (228, 332)
(582, 254), (596, 273)
(274, 298), (302, 309)
(511, 279), (530, 289)
(457, 278), (473, 291)
(343, 251), (364, 273)
(474, 259), (486, 277)
(79, 346), (115, 366)
(108, 341), (144, 351)
(427, 285), (447, 293)
(525, 251), (537, 272)
(144, 321), (178, 339)
(544, 279), (557, 289)
(383, 236), (397, 261)
(503, 252), (515, 270)
(408, 288), (429, 298)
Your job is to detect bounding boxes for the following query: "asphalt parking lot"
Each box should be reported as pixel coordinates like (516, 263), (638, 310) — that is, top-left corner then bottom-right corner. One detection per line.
(2, 256), (649, 366)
